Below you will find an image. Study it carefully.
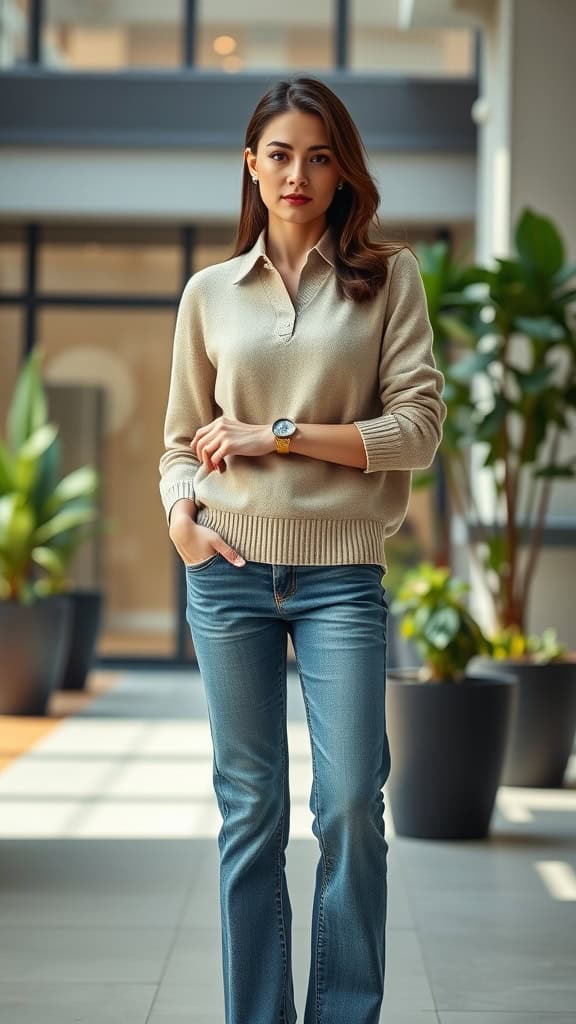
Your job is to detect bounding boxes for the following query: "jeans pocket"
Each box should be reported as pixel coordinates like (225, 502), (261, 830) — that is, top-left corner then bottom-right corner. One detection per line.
(184, 552), (221, 572)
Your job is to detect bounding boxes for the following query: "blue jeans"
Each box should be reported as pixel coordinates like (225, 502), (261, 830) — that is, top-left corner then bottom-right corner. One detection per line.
(185, 555), (391, 1024)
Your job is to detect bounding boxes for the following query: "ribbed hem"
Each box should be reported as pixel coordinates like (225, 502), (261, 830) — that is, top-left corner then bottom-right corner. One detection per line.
(353, 415), (402, 473)
(195, 506), (388, 570)
(160, 479), (196, 525)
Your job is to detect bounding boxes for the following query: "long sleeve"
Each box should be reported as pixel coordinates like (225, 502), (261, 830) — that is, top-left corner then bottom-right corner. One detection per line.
(158, 275), (217, 525)
(353, 248), (446, 473)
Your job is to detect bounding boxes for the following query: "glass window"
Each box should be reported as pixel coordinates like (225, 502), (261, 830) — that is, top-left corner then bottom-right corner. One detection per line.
(0, 0), (29, 68)
(0, 224), (26, 293)
(196, 0), (332, 71)
(351, 1), (474, 76)
(38, 225), (182, 296)
(42, 0), (183, 70)
(193, 226), (236, 274)
(37, 307), (177, 657)
(0, 309), (23, 434)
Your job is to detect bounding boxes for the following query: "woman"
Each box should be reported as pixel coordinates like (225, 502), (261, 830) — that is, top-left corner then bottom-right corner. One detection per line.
(159, 75), (446, 1024)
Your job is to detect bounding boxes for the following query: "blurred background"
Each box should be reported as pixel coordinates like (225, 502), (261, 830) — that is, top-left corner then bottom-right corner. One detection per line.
(0, 1), (574, 666)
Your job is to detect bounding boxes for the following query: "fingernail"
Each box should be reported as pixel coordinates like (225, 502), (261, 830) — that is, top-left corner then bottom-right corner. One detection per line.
(234, 556), (245, 566)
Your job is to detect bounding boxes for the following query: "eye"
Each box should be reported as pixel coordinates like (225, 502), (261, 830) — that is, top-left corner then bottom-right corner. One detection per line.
(312, 154), (330, 164)
(270, 152), (286, 160)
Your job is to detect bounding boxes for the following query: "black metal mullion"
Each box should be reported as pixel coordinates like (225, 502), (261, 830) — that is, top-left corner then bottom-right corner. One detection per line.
(29, 0), (43, 64)
(23, 223), (38, 358)
(473, 27), (482, 81)
(183, 0), (196, 66)
(335, 0), (348, 70)
(181, 224), (195, 283)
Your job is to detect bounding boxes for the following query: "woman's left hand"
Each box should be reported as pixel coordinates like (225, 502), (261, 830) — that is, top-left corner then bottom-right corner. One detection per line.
(190, 416), (275, 473)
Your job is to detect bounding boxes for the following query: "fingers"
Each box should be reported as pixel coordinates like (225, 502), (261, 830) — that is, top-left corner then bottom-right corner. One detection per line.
(218, 546), (245, 566)
(191, 437), (225, 473)
(211, 534), (245, 567)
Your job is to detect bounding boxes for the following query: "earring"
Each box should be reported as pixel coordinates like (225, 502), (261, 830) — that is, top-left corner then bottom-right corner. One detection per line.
(252, 177), (258, 184)
(337, 182), (343, 190)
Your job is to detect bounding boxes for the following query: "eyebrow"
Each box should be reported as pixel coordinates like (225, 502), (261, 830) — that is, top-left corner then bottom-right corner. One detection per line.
(265, 141), (332, 151)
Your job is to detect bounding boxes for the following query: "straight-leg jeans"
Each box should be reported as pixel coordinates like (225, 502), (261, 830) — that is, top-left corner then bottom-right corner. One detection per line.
(185, 554), (391, 1024)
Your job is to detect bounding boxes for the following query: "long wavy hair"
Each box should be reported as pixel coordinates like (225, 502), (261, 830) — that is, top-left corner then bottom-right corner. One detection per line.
(228, 75), (415, 303)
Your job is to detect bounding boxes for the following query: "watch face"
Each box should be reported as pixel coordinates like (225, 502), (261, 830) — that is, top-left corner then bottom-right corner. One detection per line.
(273, 418), (296, 438)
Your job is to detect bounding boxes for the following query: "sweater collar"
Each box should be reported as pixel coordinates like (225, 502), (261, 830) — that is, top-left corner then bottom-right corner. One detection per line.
(231, 225), (336, 284)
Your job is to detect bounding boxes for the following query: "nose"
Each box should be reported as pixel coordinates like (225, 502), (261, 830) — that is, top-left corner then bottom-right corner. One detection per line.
(287, 160), (308, 186)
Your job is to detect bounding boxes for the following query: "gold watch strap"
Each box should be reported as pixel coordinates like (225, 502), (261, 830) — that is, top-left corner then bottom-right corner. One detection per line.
(275, 435), (291, 454)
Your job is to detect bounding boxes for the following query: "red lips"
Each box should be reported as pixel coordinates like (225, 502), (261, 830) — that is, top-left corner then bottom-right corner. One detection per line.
(282, 195), (312, 204)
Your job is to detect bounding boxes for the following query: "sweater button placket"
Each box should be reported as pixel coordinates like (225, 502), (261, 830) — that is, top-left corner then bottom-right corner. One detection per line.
(276, 313), (295, 339)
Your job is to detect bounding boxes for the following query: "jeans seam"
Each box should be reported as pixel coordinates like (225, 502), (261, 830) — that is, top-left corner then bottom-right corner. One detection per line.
(275, 638), (291, 1024)
(293, 641), (331, 1024)
(185, 552), (220, 572)
(273, 566), (298, 614)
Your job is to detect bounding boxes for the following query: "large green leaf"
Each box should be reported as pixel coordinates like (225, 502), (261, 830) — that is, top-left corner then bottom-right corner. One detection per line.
(475, 397), (509, 441)
(552, 263), (576, 288)
(510, 364), (556, 395)
(31, 545), (67, 575)
(533, 461), (576, 479)
(11, 424), (59, 496)
(6, 350), (48, 452)
(436, 314), (478, 348)
(555, 287), (576, 305)
(43, 466), (99, 517)
(0, 441), (15, 495)
(515, 208), (564, 277)
(33, 430), (62, 515)
(18, 423), (59, 461)
(447, 350), (495, 383)
(424, 606), (460, 649)
(0, 495), (36, 565)
(513, 316), (566, 342)
(33, 506), (99, 544)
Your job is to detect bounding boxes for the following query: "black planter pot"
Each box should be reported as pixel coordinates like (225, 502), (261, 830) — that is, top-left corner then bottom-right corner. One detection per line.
(386, 668), (517, 840)
(0, 595), (73, 715)
(468, 657), (576, 788)
(58, 589), (104, 691)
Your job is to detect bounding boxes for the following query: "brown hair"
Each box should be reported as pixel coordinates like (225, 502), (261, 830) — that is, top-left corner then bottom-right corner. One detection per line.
(229, 74), (415, 303)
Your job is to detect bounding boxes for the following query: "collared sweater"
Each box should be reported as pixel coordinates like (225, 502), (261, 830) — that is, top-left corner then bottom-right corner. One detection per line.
(159, 224), (446, 570)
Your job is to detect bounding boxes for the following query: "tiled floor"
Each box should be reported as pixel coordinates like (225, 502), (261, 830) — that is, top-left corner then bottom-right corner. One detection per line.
(0, 668), (575, 1023)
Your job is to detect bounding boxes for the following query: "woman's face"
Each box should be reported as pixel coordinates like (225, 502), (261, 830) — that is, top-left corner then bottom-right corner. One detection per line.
(246, 109), (342, 226)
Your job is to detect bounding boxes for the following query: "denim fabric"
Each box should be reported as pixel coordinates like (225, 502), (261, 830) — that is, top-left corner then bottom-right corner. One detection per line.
(185, 555), (391, 1024)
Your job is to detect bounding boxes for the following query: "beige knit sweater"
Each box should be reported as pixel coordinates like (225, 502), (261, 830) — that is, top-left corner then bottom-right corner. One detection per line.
(159, 225), (446, 570)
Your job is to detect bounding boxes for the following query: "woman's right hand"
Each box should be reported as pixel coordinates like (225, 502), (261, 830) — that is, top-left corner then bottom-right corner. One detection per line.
(169, 515), (246, 568)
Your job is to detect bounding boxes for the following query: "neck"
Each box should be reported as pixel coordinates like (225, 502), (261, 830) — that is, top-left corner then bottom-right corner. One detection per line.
(264, 215), (328, 272)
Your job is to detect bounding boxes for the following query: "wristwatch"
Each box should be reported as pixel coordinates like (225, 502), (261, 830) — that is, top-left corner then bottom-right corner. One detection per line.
(272, 417), (297, 454)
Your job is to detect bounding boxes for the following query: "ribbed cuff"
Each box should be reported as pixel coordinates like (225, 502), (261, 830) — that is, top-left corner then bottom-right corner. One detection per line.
(160, 479), (196, 526)
(353, 415), (402, 473)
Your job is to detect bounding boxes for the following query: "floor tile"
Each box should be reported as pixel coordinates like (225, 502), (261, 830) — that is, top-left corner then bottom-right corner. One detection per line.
(0, 983), (155, 1024)
(438, 1016), (576, 1024)
(0, 928), (174, 984)
(418, 926), (576, 1013)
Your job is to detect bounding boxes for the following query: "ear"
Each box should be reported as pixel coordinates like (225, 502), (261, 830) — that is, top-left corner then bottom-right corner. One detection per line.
(244, 146), (256, 176)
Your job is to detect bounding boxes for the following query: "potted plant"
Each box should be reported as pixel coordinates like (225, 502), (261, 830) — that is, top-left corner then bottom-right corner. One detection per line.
(468, 628), (576, 787)
(0, 351), (106, 714)
(418, 207), (576, 786)
(385, 562), (517, 840)
(32, 461), (108, 693)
